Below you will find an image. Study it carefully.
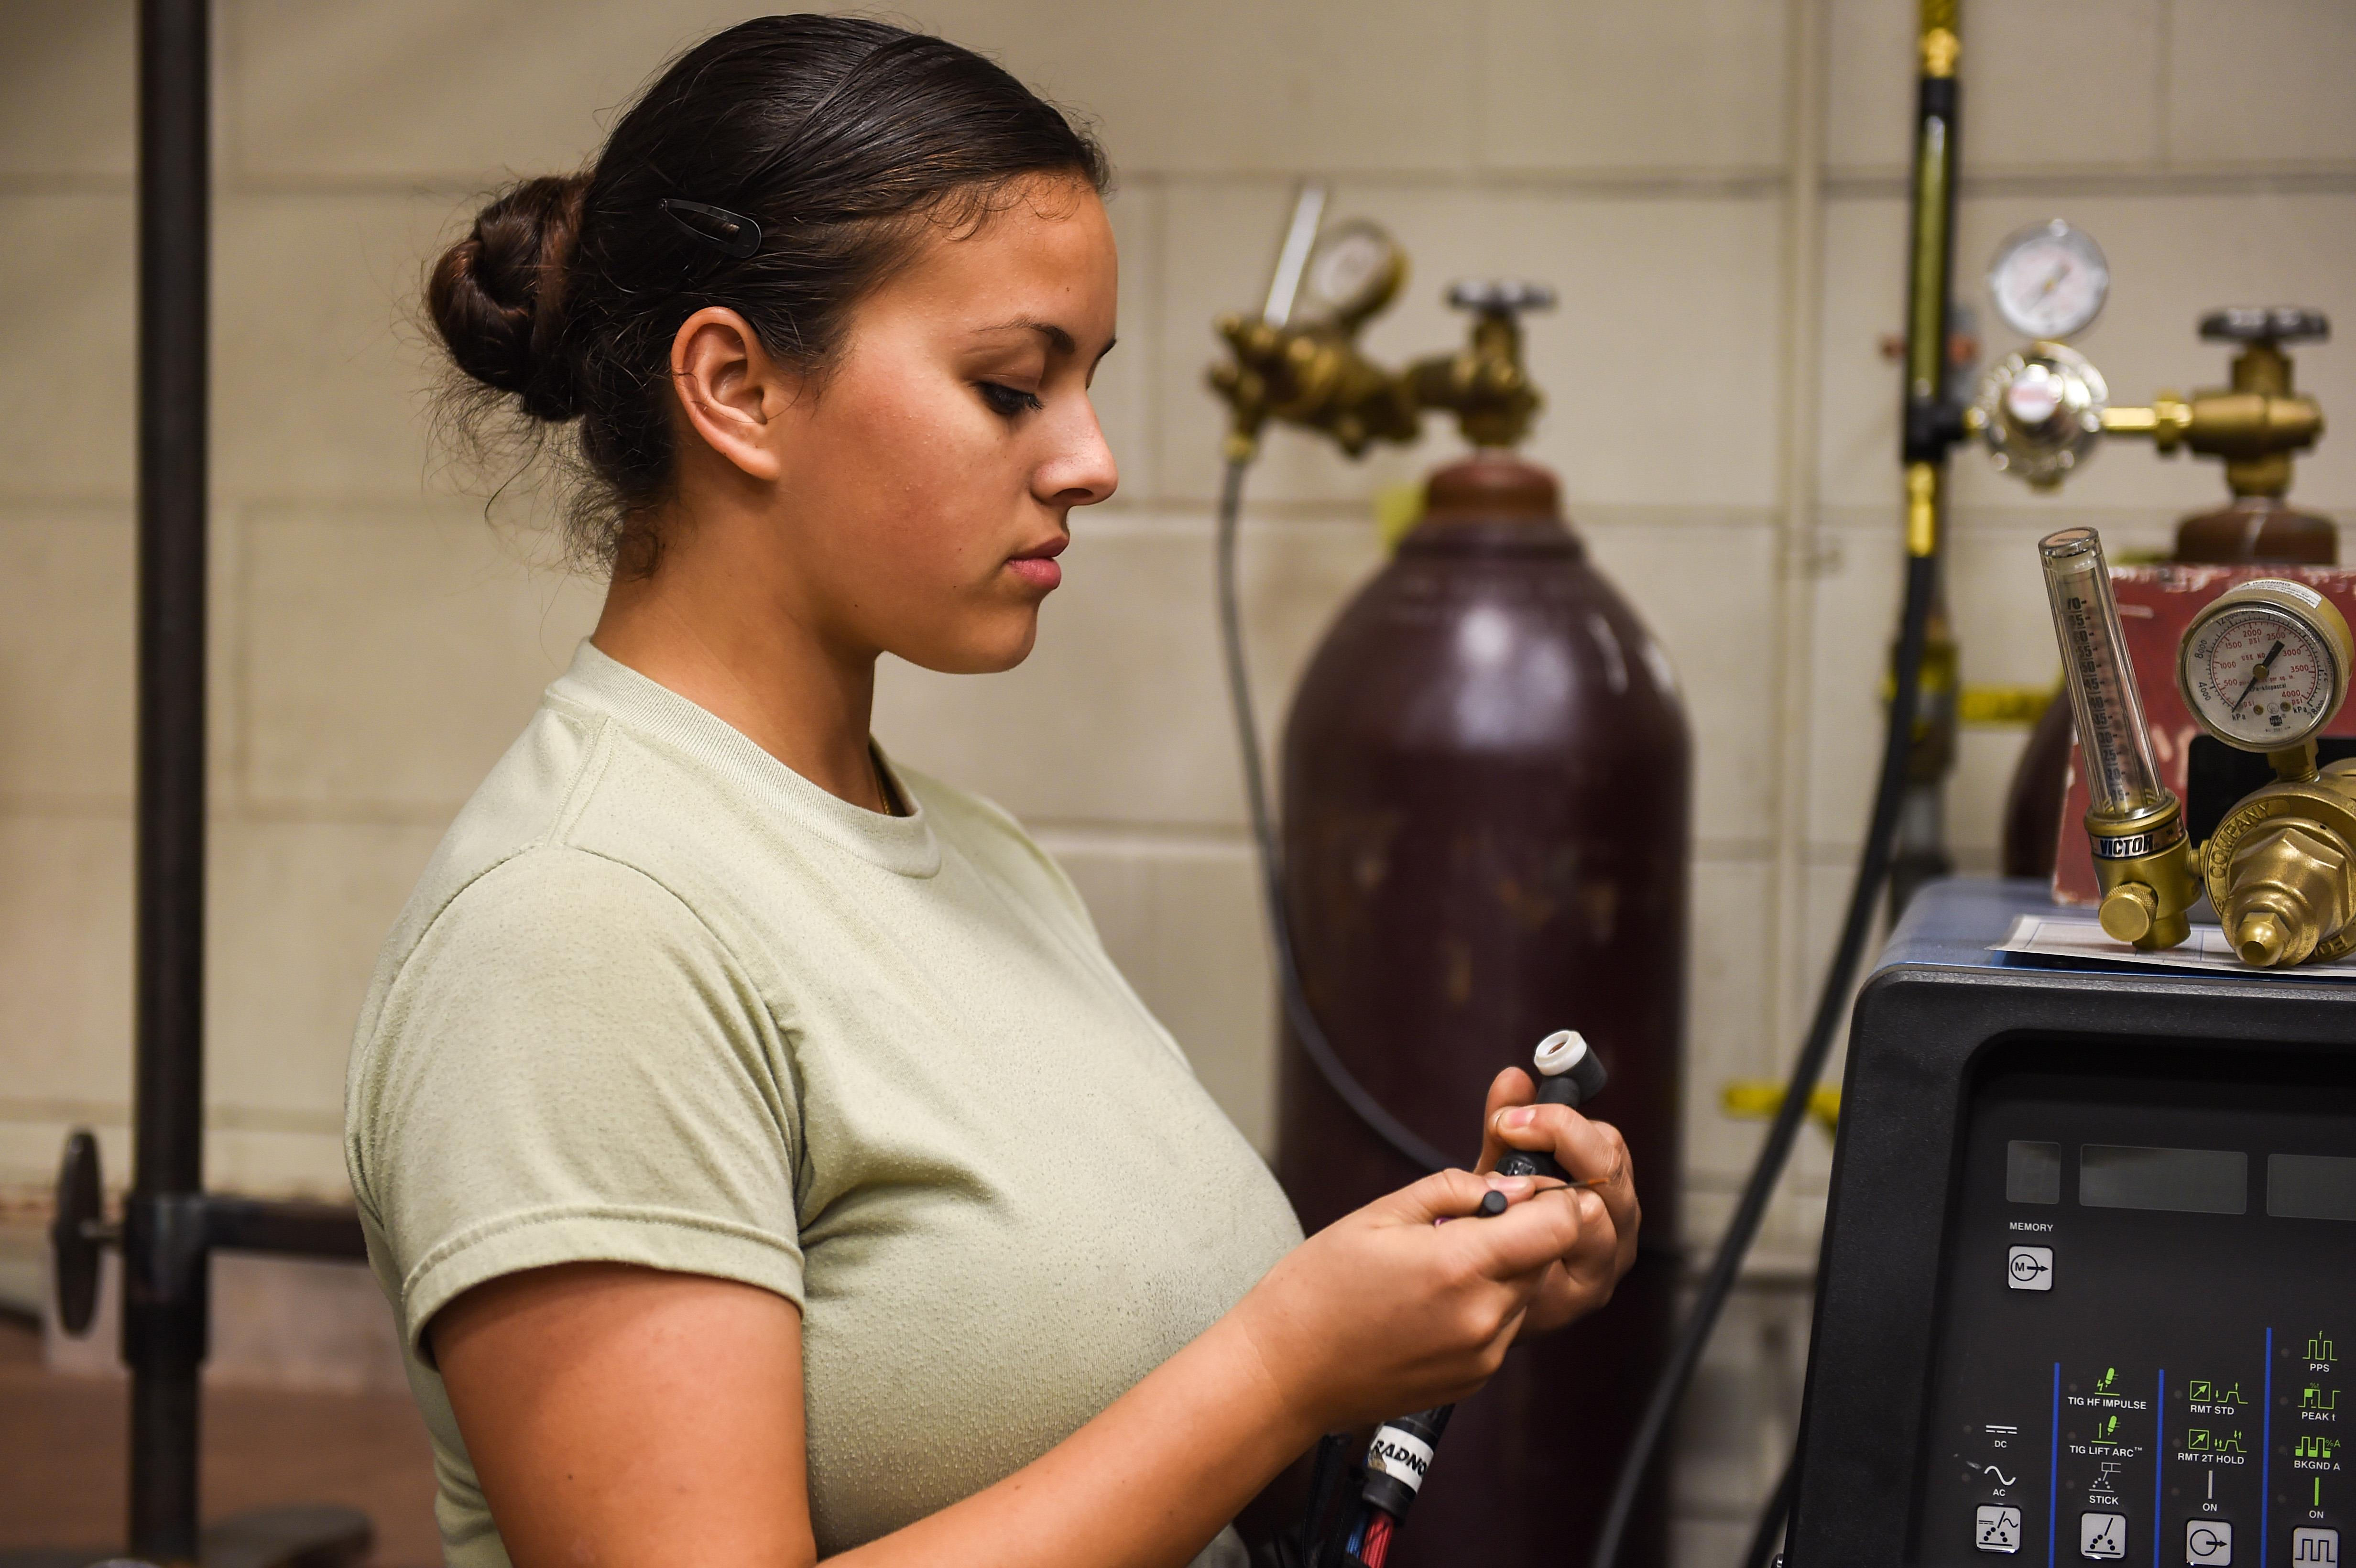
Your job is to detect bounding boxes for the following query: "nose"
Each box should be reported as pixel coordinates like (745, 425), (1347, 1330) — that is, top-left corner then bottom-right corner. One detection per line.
(1037, 396), (1118, 509)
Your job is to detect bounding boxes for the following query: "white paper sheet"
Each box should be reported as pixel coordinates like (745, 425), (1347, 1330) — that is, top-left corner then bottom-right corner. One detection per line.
(1993, 914), (2356, 978)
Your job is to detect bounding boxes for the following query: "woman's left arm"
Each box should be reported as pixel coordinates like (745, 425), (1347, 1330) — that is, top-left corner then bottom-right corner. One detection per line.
(1473, 1067), (1643, 1335)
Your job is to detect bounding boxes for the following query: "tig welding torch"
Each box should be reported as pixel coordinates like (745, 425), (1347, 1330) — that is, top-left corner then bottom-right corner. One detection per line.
(1479, 1028), (1610, 1211)
(1308, 1032), (1610, 1568)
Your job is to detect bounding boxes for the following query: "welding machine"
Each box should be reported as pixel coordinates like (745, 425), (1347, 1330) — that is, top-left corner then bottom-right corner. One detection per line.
(1789, 877), (2355, 1568)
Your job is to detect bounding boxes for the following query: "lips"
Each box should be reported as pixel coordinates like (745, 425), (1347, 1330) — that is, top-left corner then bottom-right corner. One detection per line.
(1006, 534), (1067, 592)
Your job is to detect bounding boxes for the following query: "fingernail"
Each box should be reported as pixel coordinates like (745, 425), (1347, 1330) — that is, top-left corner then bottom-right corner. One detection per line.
(1502, 1107), (1537, 1130)
(1484, 1174), (1533, 1194)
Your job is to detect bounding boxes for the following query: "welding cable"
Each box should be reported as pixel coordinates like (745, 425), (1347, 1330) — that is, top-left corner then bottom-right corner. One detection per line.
(1340, 1405), (1452, 1567)
(1214, 456), (1453, 1177)
(1295, 1426), (1354, 1568)
(1587, 546), (1940, 1568)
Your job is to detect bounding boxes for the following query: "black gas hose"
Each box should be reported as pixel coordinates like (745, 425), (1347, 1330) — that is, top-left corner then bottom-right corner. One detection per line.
(1214, 457), (1453, 1176)
(1586, 546), (1938, 1568)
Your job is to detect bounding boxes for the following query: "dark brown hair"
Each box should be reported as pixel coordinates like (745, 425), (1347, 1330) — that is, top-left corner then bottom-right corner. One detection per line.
(428, 15), (1109, 572)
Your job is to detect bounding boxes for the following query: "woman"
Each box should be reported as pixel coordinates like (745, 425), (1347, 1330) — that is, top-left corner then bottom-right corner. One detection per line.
(345, 16), (1639, 1568)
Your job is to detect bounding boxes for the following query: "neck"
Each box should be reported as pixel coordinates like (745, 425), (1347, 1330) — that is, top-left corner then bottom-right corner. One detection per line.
(589, 519), (891, 815)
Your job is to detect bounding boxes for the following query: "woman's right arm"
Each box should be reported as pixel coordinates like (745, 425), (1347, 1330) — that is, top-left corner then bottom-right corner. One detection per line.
(435, 1164), (1604, 1568)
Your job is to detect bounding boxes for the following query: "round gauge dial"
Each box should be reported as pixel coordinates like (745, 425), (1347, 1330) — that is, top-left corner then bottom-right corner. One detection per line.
(1988, 220), (2110, 341)
(2177, 579), (2354, 752)
(1299, 220), (1405, 326)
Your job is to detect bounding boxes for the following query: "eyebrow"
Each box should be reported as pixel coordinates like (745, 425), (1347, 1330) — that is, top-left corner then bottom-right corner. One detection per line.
(975, 317), (1116, 362)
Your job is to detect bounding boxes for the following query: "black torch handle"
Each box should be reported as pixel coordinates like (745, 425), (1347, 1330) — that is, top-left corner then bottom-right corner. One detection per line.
(1481, 1050), (1608, 1206)
(1494, 1145), (1567, 1183)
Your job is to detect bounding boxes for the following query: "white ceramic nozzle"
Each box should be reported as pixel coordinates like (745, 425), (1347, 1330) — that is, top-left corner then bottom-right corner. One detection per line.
(1532, 1030), (1588, 1077)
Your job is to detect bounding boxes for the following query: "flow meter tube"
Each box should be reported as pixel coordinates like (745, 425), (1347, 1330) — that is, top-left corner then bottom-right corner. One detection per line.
(2038, 528), (2201, 948)
(2041, 529), (2164, 815)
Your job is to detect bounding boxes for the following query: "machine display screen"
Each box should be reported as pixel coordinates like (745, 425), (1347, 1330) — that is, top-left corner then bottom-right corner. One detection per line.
(2269, 1155), (2356, 1223)
(1914, 1050), (2356, 1568)
(2078, 1146), (2248, 1216)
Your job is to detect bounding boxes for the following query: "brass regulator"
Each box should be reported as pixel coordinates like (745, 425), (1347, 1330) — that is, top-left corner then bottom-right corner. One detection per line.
(1993, 221), (2350, 966)
(1207, 211), (1551, 459)
(2176, 579), (2356, 966)
(1967, 220), (2327, 502)
(2037, 548), (2356, 969)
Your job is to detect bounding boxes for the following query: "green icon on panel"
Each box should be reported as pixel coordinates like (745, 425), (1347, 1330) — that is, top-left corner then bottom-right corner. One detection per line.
(2310, 1336), (2337, 1363)
(2304, 1386), (2339, 1412)
(2215, 1431), (2246, 1454)
(2294, 1435), (2340, 1461)
(2095, 1415), (2123, 1445)
(2190, 1430), (2211, 1452)
(2098, 1368), (2120, 1393)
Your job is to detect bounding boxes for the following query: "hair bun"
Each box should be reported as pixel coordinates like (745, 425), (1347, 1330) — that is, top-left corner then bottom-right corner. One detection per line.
(427, 174), (587, 422)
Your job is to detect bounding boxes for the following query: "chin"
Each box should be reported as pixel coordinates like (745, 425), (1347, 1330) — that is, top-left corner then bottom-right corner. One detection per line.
(902, 612), (1040, 676)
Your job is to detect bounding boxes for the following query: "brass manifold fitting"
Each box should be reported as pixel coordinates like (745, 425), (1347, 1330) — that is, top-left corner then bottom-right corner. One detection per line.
(2204, 751), (2356, 968)
(2089, 798), (2203, 951)
(1209, 280), (1552, 461)
(2098, 307), (2327, 498)
(1970, 306), (2327, 499)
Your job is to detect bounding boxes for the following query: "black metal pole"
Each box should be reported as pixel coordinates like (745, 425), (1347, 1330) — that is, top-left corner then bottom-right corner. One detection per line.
(128, 0), (212, 1558)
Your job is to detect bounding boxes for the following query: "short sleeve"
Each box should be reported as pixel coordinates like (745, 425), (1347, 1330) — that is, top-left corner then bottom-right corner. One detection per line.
(348, 847), (804, 1358)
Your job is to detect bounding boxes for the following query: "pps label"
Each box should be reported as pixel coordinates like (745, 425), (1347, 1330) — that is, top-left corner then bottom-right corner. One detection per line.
(1367, 1425), (1436, 1494)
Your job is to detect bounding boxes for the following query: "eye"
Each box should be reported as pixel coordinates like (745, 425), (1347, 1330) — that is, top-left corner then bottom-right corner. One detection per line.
(976, 381), (1044, 418)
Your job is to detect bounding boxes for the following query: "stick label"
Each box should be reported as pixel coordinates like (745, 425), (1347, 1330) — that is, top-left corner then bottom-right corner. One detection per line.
(1367, 1426), (1436, 1493)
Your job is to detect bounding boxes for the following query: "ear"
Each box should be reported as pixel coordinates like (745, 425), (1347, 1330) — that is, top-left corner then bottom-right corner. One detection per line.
(669, 307), (795, 483)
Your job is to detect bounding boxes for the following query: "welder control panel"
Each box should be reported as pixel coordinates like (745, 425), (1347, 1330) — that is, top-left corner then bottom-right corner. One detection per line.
(1918, 1062), (2356, 1568)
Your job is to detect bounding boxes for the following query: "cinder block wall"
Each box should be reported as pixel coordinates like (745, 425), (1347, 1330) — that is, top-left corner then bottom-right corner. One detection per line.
(2, 0), (2350, 1556)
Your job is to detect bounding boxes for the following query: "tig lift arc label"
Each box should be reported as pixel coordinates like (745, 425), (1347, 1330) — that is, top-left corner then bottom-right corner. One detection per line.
(1367, 1426), (1435, 1494)
(2091, 816), (2187, 860)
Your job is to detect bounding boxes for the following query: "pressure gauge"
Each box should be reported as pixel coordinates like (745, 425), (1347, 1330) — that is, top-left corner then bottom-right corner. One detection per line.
(1988, 220), (2110, 341)
(1298, 219), (1406, 329)
(2176, 579), (2354, 752)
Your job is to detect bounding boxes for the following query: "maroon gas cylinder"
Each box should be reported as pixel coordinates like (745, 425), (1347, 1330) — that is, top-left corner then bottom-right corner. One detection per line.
(1276, 452), (1690, 1568)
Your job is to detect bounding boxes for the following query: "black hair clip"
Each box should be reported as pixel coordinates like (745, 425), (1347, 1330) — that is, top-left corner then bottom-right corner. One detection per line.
(659, 197), (763, 260)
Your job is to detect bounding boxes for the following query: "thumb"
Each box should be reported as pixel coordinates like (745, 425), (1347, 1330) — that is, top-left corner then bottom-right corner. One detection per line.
(1374, 1167), (1499, 1227)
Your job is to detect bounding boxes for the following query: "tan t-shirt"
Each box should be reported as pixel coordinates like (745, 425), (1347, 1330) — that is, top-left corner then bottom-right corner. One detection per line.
(345, 642), (1302, 1565)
